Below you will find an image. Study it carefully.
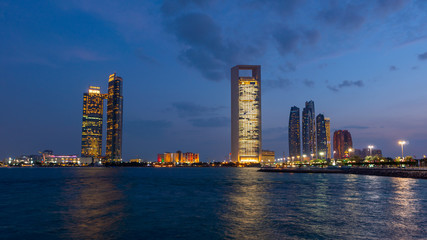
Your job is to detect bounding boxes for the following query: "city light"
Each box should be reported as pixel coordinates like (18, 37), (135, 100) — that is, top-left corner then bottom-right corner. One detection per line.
(368, 145), (374, 156)
(398, 141), (407, 160)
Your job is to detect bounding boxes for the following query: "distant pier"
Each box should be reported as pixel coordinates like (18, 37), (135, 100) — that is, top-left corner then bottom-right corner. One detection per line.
(259, 167), (427, 179)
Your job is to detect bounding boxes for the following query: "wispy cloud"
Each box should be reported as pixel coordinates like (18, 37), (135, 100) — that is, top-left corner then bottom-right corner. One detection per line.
(327, 80), (364, 92)
(172, 102), (223, 118)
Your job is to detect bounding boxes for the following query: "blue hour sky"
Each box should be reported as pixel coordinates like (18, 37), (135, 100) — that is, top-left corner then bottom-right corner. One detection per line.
(1, 0), (427, 161)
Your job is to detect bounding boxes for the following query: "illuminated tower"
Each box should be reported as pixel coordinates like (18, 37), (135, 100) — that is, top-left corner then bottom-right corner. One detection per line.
(81, 86), (104, 157)
(316, 114), (327, 159)
(288, 106), (301, 158)
(231, 65), (261, 163)
(333, 130), (353, 159)
(325, 118), (331, 159)
(106, 73), (123, 162)
(302, 100), (316, 158)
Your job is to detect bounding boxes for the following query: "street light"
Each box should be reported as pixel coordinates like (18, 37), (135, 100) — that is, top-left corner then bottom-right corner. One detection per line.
(398, 141), (407, 160)
(368, 145), (374, 156)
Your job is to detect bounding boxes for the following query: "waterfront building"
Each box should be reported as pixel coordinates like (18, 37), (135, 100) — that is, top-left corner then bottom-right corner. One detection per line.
(158, 151), (200, 164)
(316, 114), (327, 159)
(302, 100), (316, 159)
(106, 73), (124, 162)
(333, 130), (353, 159)
(288, 106), (301, 158)
(261, 150), (275, 165)
(81, 86), (105, 158)
(325, 118), (331, 159)
(231, 65), (261, 163)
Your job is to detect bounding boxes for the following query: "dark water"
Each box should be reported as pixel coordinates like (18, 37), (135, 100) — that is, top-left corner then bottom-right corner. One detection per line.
(0, 168), (426, 239)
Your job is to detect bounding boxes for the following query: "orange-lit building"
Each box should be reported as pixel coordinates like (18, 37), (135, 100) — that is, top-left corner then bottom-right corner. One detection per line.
(333, 130), (353, 159)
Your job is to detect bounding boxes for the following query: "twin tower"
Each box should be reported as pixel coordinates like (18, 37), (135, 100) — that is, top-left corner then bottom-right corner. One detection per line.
(81, 73), (123, 162)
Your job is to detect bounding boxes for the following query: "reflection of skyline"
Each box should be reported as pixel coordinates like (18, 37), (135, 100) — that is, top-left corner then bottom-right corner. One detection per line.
(59, 169), (127, 239)
(221, 168), (271, 239)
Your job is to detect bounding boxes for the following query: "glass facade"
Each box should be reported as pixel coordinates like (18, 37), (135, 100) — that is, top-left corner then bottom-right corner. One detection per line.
(325, 118), (331, 159)
(316, 114), (327, 159)
(302, 100), (316, 158)
(288, 106), (301, 158)
(81, 86), (104, 157)
(231, 65), (261, 163)
(106, 73), (123, 162)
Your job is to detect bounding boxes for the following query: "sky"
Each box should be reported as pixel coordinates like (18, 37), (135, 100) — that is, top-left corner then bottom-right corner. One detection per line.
(1, 0), (427, 161)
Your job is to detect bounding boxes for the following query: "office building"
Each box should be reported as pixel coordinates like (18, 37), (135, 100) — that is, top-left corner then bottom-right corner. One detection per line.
(261, 150), (275, 165)
(316, 114), (327, 159)
(288, 106), (301, 158)
(231, 65), (261, 163)
(106, 73), (124, 162)
(302, 100), (316, 158)
(81, 86), (104, 157)
(333, 130), (353, 159)
(325, 118), (331, 159)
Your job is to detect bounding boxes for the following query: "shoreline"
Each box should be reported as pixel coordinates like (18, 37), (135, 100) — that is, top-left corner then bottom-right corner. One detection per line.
(258, 167), (427, 179)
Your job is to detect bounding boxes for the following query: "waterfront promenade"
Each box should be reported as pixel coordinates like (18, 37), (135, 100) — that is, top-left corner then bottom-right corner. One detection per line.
(259, 167), (427, 179)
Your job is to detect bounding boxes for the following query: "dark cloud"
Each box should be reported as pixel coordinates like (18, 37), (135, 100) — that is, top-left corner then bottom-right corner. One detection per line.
(273, 27), (320, 55)
(135, 48), (158, 64)
(342, 125), (370, 129)
(279, 62), (296, 72)
(376, 0), (410, 16)
(412, 66), (418, 70)
(418, 51), (427, 60)
(189, 117), (229, 127)
(263, 78), (292, 89)
(327, 80), (364, 92)
(303, 79), (314, 87)
(172, 102), (223, 118)
(389, 65), (397, 71)
(317, 3), (365, 30)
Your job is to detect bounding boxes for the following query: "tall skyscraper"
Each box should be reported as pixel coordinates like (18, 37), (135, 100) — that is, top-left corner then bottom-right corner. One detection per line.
(302, 100), (316, 158)
(325, 118), (331, 159)
(231, 65), (261, 163)
(81, 86), (104, 157)
(106, 73), (123, 162)
(316, 114), (327, 159)
(333, 130), (353, 159)
(288, 106), (301, 158)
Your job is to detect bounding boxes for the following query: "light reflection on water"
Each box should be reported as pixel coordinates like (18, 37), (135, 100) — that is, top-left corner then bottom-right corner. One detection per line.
(59, 169), (127, 239)
(0, 168), (425, 239)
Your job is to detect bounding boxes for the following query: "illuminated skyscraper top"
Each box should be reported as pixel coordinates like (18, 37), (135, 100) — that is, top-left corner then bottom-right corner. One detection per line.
(106, 73), (123, 162)
(81, 86), (104, 157)
(231, 65), (261, 163)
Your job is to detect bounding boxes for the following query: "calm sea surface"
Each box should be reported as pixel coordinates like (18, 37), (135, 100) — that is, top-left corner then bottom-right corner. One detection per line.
(0, 168), (426, 239)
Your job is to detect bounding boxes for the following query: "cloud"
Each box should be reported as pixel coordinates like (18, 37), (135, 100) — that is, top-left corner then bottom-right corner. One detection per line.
(172, 102), (223, 118)
(389, 65), (398, 71)
(263, 78), (292, 89)
(303, 79), (314, 87)
(317, 3), (365, 31)
(279, 62), (296, 72)
(188, 117), (229, 127)
(418, 51), (427, 60)
(135, 48), (158, 64)
(273, 27), (320, 55)
(327, 80), (364, 92)
(376, 0), (410, 16)
(342, 125), (370, 129)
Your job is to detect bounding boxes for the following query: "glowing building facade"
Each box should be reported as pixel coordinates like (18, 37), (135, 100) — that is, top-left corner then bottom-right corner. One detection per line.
(81, 86), (105, 157)
(231, 65), (261, 163)
(325, 118), (331, 159)
(106, 73), (123, 162)
(288, 106), (301, 158)
(333, 130), (353, 159)
(302, 100), (316, 158)
(316, 114), (327, 159)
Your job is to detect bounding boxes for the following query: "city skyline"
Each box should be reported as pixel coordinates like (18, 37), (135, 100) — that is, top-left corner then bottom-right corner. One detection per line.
(2, 1), (427, 161)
